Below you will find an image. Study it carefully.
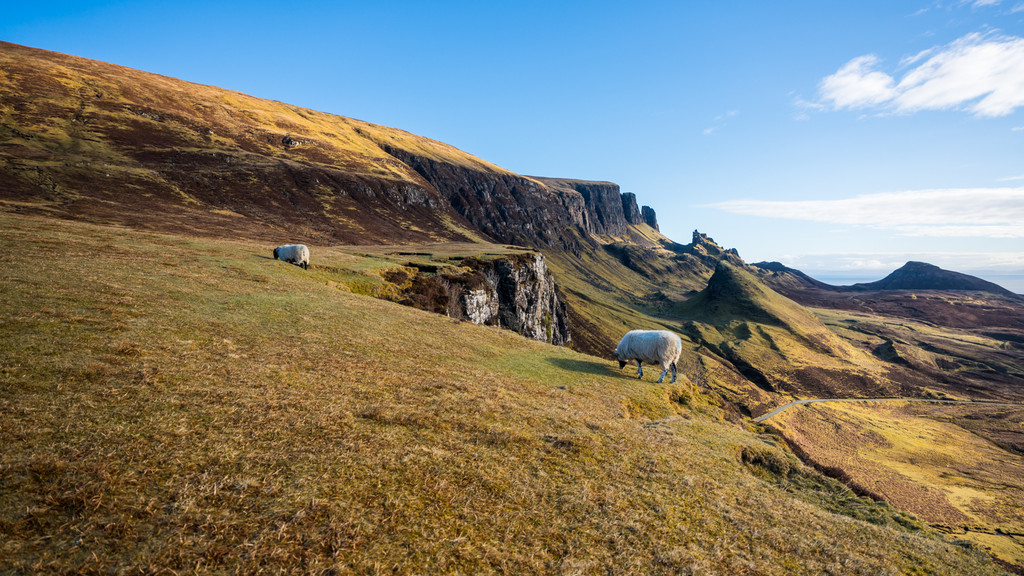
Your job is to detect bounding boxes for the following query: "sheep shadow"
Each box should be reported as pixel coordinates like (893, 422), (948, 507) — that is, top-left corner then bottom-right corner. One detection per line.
(547, 357), (617, 377)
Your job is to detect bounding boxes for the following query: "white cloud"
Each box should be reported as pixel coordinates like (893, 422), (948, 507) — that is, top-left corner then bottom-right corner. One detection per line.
(817, 32), (1024, 117)
(705, 187), (1024, 238)
(819, 56), (897, 109)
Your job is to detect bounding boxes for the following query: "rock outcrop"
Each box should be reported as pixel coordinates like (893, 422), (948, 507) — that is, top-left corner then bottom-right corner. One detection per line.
(530, 177), (649, 237)
(489, 253), (569, 344)
(377, 148), (584, 250)
(395, 253), (570, 345)
(621, 193), (643, 225)
(641, 206), (659, 231)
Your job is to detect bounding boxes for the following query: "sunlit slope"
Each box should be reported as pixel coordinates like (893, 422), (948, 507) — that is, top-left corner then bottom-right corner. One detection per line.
(678, 263), (897, 398)
(772, 401), (1024, 568)
(541, 227), (734, 355)
(0, 213), (1007, 575)
(0, 41), (501, 243)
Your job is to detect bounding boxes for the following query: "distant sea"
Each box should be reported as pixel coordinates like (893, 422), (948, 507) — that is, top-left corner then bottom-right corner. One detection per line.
(805, 273), (1024, 296)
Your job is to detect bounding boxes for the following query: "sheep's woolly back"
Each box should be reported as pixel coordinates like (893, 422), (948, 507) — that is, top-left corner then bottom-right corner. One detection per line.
(615, 330), (682, 367)
(274, 244), (310, 268)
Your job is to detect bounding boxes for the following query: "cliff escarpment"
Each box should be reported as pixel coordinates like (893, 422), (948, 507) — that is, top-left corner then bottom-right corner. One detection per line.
(376, 146), (582, 250)
(376, 145), (662, 252)
(385, 252), (569, 345)
(531, 177), (634, 237)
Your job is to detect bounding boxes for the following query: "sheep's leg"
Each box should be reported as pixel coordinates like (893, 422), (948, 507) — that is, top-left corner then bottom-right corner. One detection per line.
(670, 361), (677, 383)
(635, 360), (643, 379)
(656, 367), (668, 383)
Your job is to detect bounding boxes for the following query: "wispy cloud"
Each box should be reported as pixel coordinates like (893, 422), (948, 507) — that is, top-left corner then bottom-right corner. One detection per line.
(705, 187), (1024, 238)
(817, 32), (1024, 117)
(702, 110), (739, 136)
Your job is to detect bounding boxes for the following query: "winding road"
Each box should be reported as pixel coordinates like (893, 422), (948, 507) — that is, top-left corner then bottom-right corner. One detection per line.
(754, 397), (1024, 423)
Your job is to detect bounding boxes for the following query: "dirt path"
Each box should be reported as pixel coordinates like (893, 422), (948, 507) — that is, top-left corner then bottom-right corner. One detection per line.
(754, 397), (1024, 423)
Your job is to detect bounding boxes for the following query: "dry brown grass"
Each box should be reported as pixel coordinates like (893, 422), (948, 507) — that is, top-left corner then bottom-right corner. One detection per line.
(0, 212), (1011, 575)
(771, 401), (1024, 569)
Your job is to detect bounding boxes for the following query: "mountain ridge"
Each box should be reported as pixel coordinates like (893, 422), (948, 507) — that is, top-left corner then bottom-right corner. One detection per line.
(752, 260), (1017, 298)
(0, 40), (660, 253)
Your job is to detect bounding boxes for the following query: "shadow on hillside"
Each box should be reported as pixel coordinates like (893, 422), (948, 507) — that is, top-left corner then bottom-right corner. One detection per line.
(547, 357), (617, 377)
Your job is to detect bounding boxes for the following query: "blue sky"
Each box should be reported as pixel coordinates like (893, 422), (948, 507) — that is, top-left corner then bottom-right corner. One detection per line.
(4, 1), (1024, 290)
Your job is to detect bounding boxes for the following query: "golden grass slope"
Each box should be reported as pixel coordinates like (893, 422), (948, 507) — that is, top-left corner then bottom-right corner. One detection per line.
(0, 41), (509, 181)
(677, 263), (898, 399)
(0, 212), (1010, 575)
(770, 401), (1024, 569)
(0, 41), (526, 243)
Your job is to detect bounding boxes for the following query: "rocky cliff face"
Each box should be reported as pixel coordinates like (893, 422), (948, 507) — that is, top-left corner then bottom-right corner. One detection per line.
(528, 177), (647, 237)
(641, 206), (659, 231)
(378, 147), (584, 250)
(621, 193), (643, 225)
(548, 179), (629, 235)
(376, 144), (662, 251)
(488, 253), (569, 344)
(394, 253), (570, 345)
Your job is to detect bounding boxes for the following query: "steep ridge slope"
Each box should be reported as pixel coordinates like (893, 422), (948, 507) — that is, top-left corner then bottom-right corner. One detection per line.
(0, 42), (495, 244)
(0, 41), (669, 257)
(677, 262), (895, 398)
(0, 41), (679, 351)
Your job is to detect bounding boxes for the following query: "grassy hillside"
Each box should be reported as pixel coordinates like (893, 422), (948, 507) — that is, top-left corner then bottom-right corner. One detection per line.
(0, 212), (1008, 574)
(0, 41), (501, 244)
(676, 263), (898, 400)
(770, 401), (1024, 568)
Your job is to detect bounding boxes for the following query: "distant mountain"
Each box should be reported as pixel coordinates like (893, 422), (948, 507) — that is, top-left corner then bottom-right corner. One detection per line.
(750, 261), (837, 292)
(848, 261), (1015, 296)
(753, 260), (1016, 299)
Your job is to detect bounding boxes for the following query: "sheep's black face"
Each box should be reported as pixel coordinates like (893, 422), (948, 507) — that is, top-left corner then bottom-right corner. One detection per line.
(618, 360), (627, 369)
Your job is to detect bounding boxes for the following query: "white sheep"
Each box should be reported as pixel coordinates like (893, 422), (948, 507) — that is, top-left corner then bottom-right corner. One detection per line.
(273, 244), (310, 270)
(615, 329), (682, 383)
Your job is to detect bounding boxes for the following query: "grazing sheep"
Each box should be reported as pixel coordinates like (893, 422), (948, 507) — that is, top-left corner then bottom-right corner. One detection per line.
(273, 244), (310, 270)
(615, 329), (682, 383)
